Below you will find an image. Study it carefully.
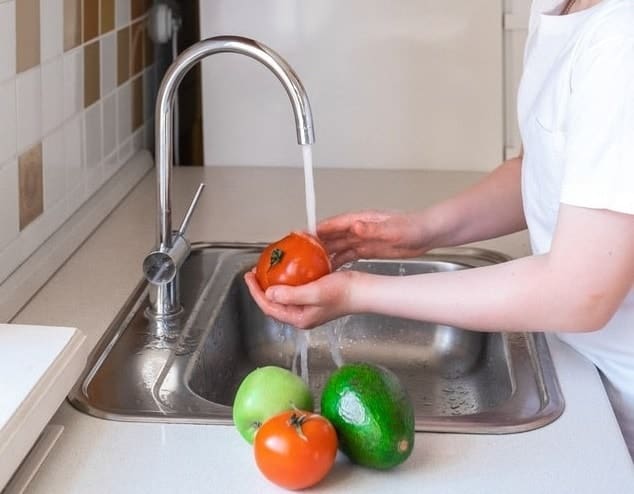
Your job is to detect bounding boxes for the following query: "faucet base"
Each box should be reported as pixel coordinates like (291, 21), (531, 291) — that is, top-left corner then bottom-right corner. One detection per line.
(143, 306), (183, 339)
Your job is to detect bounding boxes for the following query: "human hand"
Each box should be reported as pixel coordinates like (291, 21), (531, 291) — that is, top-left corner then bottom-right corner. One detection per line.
(317, 210), (431, 269)
(244, 269), (360, 329)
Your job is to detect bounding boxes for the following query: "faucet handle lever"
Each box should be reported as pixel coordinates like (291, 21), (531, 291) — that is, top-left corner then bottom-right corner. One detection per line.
(178, 182), (205, 235)
(143, 183), (205, 286)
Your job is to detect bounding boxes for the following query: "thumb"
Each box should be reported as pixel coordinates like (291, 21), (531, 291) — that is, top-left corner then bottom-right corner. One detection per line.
(266, 283), (320, 306)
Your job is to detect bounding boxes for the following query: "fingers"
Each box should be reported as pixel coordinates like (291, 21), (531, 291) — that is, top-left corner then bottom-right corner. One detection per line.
(244, 271), (321, 307)
(244, 272), (320, 329)
(354, 218), (404, 243)
(244, 271), (271, 309)
(266, 281), (321, 306)
(244, 272), (304, 323)
(317, 212), (362, 235)
(319, 218), (387, 260)
(321, 236), (360, 256)
(317, 210), (388, 238)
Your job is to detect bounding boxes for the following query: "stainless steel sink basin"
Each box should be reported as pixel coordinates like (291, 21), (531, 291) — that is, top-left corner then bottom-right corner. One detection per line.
(69, 244), (564, 433)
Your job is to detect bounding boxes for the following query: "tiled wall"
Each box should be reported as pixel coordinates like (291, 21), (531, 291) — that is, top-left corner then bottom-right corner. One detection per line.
(0, 0), (156, 284)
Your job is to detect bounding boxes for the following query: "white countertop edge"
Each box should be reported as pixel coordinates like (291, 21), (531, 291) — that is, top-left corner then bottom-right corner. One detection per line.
(0, 152), (153, 323)
(0, 328), (87, 490)
(3, 425), (65, 494)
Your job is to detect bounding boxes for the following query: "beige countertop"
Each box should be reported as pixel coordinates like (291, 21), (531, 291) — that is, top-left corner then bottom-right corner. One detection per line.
(10, 164), (634, 493)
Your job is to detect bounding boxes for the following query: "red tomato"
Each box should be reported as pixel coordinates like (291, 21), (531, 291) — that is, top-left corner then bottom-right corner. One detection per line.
(254, 410), (338, 490)
(255, 231), (331, 290)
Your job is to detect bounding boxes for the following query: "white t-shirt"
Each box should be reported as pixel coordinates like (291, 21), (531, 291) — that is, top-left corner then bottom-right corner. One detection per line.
(519, 0), (634, 458)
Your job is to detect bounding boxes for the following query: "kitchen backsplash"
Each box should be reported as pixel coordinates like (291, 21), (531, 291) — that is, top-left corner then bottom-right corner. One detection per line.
(0, 0), (156, 285)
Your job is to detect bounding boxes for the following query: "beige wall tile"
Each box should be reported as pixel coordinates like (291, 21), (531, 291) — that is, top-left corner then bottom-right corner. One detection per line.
(18, 143), (43, 230)
(132, 75), (143, 130)
(84, 41), (100, 107)
(83, 0), (99, 42)
(130, 21), (144, 76)
(131, 0), (149, 19)
(16, 0), (41, 73)
(101, 0), (115, 34)
(117, 27), (130, 86)
(64, 0), (82, 52)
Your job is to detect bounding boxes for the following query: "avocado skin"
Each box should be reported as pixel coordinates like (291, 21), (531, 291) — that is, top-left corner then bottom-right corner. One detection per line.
(320, 363), (415, 469)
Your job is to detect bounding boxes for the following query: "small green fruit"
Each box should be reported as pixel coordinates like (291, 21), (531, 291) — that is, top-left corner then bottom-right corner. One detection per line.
(232, 366), (313, 444)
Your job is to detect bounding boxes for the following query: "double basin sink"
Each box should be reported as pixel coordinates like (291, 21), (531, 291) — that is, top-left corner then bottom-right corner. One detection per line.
(70, 244), (564, 433)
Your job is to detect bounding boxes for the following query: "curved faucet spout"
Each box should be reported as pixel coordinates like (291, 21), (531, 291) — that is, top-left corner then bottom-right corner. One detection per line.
(151, 35), (315, 318)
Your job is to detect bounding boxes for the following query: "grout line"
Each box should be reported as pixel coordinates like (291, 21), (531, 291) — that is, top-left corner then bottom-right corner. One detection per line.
(11, 61), (155, 161)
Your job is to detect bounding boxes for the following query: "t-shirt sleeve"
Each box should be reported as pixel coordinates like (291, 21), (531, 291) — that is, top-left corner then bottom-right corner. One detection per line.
(560, 35), (634, 214)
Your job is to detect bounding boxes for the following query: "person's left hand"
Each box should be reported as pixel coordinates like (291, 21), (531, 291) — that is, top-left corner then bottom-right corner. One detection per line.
(243, 269), (358, 329)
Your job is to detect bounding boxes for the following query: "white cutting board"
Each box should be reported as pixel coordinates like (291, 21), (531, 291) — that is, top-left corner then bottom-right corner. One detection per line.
(0, 324), (87, 491)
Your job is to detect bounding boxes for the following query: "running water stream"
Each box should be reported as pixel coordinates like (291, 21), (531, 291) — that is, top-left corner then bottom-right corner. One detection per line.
(287, 145), (345, 384)
(291, 330), (311, 386)
(302, 144), (317, 236)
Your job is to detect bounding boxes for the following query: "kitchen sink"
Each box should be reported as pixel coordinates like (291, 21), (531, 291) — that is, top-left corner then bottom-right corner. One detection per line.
(69, 244), (564, 433)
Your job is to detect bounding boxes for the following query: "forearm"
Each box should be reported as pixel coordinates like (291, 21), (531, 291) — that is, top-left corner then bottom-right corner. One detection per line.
(420, 157), (526, 249)
(347, 203), (634, 334)
(257, 183), (634, 333)
(350, 255), (593, 333)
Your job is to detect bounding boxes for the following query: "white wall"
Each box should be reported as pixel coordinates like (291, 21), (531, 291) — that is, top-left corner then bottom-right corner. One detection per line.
(199, 0), (507, 171)
(503, 0), (530, 158)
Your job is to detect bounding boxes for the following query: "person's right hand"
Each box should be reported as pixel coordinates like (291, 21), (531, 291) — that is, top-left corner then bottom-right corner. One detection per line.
(316, 210), (433, 269)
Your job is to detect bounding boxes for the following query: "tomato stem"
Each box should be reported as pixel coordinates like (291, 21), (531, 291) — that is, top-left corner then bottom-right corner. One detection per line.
(288, 412), (309, 442)
(268, 248), (284, 272)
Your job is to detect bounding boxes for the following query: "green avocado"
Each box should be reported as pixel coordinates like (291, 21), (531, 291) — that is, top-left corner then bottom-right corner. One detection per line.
(320, 363), (415, 469)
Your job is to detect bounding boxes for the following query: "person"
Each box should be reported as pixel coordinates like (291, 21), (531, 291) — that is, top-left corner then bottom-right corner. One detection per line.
(244, 0), (634, 459)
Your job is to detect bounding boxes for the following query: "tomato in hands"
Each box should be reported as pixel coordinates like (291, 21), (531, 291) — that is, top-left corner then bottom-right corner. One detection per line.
(255, 232), (331, 290)
(254, 410), (338, 490)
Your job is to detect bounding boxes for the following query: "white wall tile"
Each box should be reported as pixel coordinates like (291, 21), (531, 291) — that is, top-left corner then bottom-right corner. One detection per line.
(82, 163), (105, 202)
(101, 33), (116, 97)
(66, 184), (85, 217)
(63, 114), (83, 193)
(102, 92), (117, 157)
(42, 127), (66, 209)
(117, 81), (132, 145)
(35, 193), (69, 251)
(103, 150), (119, 180)
(63, 48), (83, 120)
(40, 0), (63, 62)
(116, 0), (130, 28)
(16, 67), (42, 153)
(104, 150), (118, 166)
(0, 1), (16, 83)
(117, 137), (132, 164)
(0, 79), (17, 164)
(84, 102), (102, 168)
(0, 159), (19, 251)
(41, 56), (64, 135)
(4, 194), (69, 286)
(132, 127), (144, 154)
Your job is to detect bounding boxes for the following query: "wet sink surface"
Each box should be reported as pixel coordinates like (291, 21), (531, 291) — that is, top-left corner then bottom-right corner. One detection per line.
(70, 244), (564, 433)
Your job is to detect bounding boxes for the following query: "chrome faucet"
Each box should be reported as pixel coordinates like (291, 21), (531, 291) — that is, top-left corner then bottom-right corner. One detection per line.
(142, 35), (315, 321)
